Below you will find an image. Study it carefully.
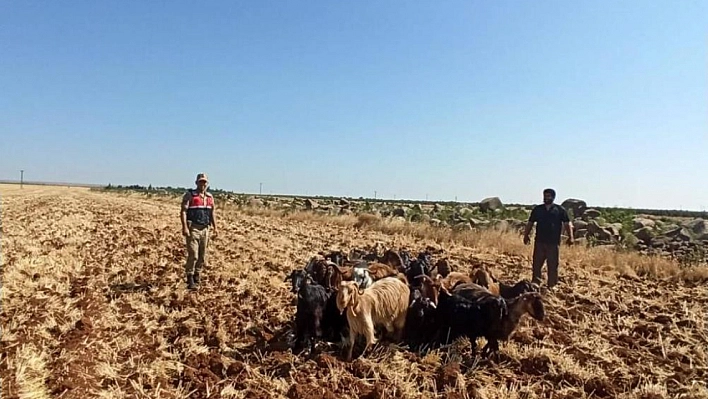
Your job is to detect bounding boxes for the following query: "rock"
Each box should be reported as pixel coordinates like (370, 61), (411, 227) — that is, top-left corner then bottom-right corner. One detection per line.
(430, 218), (442, 227)
(458, 207), (473, 217)
(575, 229), (588, 238)
(574, 237), (589, 247)
(469, 218), (487, 228)
(650, 236), (671, 248)
(410, 213), (424, 223)
(339, 207), (352, 215)
(412, 204), (423, 212)
(587, 220), (614, 242)
(392, 208), (406, 217)
(583, 209), (601, 219)
(633, 217), (656, 230)
(561, 199), (587, 219)
(304, 199), (318, 210)
(665, 227), (692, 242)
(248, 198), (264, 207)
(683, 218), (707, 236)
(339, 198), (350, 206)
(493, 220), (510, 232)
(479, 197), (503, 213)
(573, 220), (588, 231)
(454, 221), (473, 231)
(633, 227), (654, 243)
(433, 203), (442, 212)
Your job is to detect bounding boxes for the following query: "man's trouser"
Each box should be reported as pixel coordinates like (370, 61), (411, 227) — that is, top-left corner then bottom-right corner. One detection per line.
(532, 241), (559, 287)
(185, 224), (210, 276)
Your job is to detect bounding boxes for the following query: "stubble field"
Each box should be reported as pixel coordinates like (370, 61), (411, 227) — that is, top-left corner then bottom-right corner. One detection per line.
(1, 184), (707, 399)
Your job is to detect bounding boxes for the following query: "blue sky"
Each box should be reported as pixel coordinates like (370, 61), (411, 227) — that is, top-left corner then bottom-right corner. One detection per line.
(1, 1), (706, 210)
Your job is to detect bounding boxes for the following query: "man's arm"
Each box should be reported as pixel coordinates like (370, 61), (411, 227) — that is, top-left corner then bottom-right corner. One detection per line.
(210, 200), (217, 233)
(561, 208), (573, 243)
(180, 193), (190, 235)
(523, 207), (537, 243)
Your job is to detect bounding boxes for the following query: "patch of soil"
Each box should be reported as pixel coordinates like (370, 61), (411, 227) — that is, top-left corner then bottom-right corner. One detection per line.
(436, 362), (461, 389)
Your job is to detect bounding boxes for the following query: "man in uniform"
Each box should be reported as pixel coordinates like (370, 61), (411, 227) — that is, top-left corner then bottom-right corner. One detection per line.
(181, 173), (218, 290)
(523, 188), (573, 289)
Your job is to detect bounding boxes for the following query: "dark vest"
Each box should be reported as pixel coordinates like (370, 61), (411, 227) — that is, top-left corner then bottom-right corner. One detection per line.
(186, 189), (214, 226)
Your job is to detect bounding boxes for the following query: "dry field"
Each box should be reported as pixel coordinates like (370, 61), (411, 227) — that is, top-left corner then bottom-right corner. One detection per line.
(1, 184), (707, 399)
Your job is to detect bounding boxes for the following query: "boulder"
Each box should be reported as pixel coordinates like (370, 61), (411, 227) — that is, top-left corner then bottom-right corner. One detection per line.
(430, 218), (442, 227)
(575, 229), (588, 238)
(304, 198), (318, 210)
(561, 199), (587, 219)
(683, 218), (707, 236)
(392, 207), (406, 217)
(587, 220), (614, 242)
(454, 221), (473, 231)
(650, 236), (671, 248)
(492, 220), (510, 232)
(583, 209), (601, 220)
(469, 218), (487, 228)
(664, 227), (692, 242)
(339, 198), (350, 207)
(479, 197), (503, 213)
(633, 227), (654, 243)
(633, 217), (656, 230)
(573, 220), (589, 231)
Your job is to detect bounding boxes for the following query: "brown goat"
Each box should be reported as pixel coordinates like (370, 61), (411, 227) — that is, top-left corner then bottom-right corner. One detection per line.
(471, 267), (539, 299)
(367, 262), (399, 280)
(481, 291), (545, 355)
(439, 271), (472, 290)
(380, 250), (406, 273)
(435, 258), (453, 277)
(471, 267), (500, 296)
(416, 275), (443, 305)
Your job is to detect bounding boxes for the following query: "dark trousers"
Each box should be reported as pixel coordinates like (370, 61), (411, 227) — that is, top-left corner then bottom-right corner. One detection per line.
(532, 241), (559, 287)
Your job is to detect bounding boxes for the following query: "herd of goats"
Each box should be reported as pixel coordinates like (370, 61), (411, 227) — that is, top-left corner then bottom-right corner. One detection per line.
(283, 246), (546, 361)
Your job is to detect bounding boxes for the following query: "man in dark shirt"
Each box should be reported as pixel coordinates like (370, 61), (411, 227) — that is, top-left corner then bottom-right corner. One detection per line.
(523, 188), (573, 288)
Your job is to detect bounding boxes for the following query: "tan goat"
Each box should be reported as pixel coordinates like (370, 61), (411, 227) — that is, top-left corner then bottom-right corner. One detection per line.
(336, 277), (410, 361)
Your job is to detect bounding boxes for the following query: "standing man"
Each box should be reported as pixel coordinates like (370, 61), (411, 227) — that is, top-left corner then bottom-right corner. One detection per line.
(181, 173), (218, 290)
(523, 188), (573, 289)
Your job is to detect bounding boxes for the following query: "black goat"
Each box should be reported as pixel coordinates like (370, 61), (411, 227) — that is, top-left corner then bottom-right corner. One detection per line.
(403, 288), (438, 350)
(406, 251), (434, 287)
(284, 269), (330, 354)
(431, 288), (508, 352)
(498, 279), (540, 299)
(324, 251), (346, 266)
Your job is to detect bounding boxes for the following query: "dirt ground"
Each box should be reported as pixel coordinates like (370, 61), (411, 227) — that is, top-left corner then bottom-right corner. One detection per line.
(1, 185), (707, 398)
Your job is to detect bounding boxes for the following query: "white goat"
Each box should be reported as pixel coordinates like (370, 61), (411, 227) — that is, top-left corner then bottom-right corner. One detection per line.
(352, 266), (373, 289)
(336, 277), (410, 361)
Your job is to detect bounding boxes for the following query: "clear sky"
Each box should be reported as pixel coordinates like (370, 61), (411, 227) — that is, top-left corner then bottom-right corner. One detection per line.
(1, 1), (706, 210)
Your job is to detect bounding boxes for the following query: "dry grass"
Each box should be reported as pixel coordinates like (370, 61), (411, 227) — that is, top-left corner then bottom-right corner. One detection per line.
(1, 185), (707, 398)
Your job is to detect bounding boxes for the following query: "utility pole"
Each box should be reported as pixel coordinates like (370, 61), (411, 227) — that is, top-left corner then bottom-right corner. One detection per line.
(374, 190), (377, 199)
(20, 170), (24, 189)
(259, 182), (262, 195)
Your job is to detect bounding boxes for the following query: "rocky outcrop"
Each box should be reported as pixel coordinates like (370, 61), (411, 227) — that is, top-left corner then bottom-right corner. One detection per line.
(561, 199), (587, 219)
(479, 197), (503, 213)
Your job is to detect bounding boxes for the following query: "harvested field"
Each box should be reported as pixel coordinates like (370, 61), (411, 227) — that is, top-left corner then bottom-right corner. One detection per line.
(1, 184), (708, 399)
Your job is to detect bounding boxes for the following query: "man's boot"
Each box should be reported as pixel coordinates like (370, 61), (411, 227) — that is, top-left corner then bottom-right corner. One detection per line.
(186, 274), (197, 290)
(193, 271), (201, 286)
